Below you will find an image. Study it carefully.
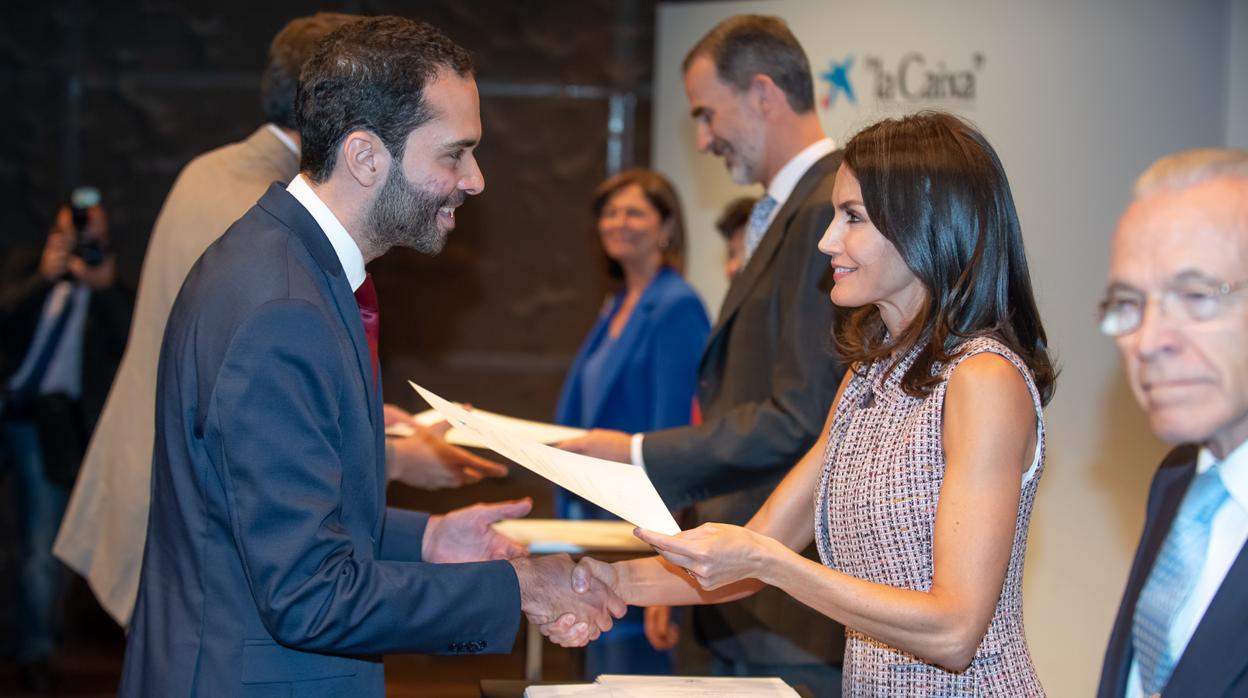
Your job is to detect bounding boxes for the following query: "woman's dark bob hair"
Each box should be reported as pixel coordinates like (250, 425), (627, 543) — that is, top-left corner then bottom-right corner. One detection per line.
(835, 111), (1056, 404)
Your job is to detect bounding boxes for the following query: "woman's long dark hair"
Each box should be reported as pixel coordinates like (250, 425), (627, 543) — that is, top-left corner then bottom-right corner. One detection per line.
(835, 111), (1056, 404)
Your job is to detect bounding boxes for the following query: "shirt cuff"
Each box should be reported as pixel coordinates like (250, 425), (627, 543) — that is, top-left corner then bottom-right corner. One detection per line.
(631, 432), (647, 471)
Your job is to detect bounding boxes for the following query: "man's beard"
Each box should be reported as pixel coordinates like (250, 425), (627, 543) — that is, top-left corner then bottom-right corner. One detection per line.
(364, 165), (462, 255)
(711, 133), (764, 185)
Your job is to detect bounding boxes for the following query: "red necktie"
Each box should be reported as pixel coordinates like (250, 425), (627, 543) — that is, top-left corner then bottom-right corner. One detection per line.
(353, 273), (380, 385)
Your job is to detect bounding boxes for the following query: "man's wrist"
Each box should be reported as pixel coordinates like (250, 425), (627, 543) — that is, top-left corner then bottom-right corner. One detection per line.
(507, 557), (538, 614)
(421, 514), (443, 560)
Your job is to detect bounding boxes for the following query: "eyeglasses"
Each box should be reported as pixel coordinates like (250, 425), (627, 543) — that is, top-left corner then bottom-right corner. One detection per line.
(1098, 278), (1248, 336)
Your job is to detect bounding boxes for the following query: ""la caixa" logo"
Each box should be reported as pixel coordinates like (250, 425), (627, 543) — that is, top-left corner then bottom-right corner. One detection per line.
(820, 52), (986, 108)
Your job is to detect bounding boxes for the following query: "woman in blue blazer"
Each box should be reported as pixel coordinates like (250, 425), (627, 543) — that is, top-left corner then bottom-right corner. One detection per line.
(555, 168), (709, 676)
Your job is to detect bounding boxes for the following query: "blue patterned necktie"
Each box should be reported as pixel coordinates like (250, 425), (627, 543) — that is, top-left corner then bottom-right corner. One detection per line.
(742, 194), (777, 265)
(1132, 462), (1229, 695)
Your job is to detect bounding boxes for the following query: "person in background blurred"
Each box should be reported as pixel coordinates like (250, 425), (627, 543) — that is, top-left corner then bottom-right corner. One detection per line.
(554, 168), (710, 676)
(1096, 148), (1248, 698)
(716, 196), (755, 282)
(0, 199), (132, 693)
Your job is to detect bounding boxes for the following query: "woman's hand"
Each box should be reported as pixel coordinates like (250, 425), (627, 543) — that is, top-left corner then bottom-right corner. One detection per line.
(644, 606), (679, 650)
(634, 524), (784, 591)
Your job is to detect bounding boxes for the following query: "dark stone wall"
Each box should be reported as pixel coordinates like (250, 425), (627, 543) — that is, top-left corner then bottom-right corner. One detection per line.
(0, 0), (661, 663)
(0, 0), (656, 515)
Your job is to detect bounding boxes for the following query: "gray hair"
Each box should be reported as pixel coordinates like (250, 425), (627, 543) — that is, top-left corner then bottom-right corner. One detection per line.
(1133, 148), (1248, 198)
(683, 15), (815, 114)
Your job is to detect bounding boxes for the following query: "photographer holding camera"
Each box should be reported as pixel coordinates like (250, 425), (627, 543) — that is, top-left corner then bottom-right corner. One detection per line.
(0, 190), (131, 693)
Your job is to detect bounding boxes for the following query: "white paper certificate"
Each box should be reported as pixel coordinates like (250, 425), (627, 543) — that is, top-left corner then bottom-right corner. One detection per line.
(384, 407), (586, 448)
(410, 382), (680, 535)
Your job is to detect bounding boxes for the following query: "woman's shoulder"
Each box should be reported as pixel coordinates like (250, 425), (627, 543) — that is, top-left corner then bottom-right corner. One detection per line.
(950, 335), (1028, 369)
(943, 336), (1041, 408)
(649, 268), (708, 313)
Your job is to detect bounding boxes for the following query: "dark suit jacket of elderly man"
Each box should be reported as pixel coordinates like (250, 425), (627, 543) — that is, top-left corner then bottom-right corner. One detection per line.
(1098, 445), (1248, 697)
(118, 184), (521, 697)
(644, 150), (847, 667)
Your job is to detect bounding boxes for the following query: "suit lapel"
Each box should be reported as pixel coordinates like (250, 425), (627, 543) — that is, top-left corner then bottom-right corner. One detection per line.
(586, 271), (668, 425)
(1167, 540), (1248, 695)
(256, 184), (380, 429)
(1100, 454), (1196, 697)
(709, 152), (839, 352)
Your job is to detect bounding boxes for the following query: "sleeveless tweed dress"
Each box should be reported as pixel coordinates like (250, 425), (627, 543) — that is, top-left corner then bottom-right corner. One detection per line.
(814, 336), (1045, 697)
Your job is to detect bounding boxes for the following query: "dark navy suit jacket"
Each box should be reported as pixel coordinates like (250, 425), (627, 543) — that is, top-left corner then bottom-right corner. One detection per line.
(555, 266), (709, 434)
(119, 185), (521, 697)
(1098, 445), (1248, 697)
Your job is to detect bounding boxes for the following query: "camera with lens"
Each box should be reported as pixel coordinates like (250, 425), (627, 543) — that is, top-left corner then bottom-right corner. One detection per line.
(69, 185), (109, 267)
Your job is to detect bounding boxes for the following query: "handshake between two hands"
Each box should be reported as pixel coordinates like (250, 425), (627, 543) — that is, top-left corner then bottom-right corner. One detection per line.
(420, 497), (630, 647)
(425, 494), (774, 648)
(510, 524), (773, 648)
(510, 554), (626, 648)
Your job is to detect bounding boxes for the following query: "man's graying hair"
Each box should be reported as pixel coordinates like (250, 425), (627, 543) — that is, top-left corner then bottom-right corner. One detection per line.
(682, 15), (815, 114)
(1134, 148), (1248, 199)
(295, 15), (474, 183)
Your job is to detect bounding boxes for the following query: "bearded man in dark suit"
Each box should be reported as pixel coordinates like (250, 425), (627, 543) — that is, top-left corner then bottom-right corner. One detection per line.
(119, 17), (621, 697)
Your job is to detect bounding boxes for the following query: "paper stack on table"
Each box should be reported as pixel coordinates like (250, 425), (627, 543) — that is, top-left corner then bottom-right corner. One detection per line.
(524, 675), (800, 697)
(409, 382), (680, 535)
(491, 519), (652, 554)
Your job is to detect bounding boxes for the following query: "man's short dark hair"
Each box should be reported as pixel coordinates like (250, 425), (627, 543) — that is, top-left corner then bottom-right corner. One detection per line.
(682, 15), (815, 114)
(295, 16), (474, 183)
(716, 196), (756, 240)
(261, 13), (360, 130)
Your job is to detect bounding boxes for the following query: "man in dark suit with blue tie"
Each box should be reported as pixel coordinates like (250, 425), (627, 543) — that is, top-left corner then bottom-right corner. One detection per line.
(1096, 148), (1248, 698)
(118, 16), (622, 697)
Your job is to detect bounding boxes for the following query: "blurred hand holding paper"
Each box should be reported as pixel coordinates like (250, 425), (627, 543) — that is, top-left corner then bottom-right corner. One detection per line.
(384, 407), (587, 447)
(409, 382), (680, 535)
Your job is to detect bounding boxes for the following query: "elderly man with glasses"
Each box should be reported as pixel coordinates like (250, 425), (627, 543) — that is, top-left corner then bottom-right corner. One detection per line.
(1096, 148), (1248, 698)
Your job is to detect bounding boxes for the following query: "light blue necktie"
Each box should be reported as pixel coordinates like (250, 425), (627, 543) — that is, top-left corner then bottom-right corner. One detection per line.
(1132, 462), (1229, 695)
(742, 194), (777, 265)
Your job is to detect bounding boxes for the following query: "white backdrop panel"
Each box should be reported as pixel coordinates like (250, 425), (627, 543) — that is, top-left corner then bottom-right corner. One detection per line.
(653, 0), (1234, 694)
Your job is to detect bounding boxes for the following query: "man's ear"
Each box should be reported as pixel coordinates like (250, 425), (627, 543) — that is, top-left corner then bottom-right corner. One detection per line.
(748, 74), (781, 117)
(341, 130), (389, 188)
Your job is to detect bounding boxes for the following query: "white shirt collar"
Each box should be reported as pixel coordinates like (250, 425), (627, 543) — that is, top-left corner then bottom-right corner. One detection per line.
(286, 174), (367, 292)
(1199, 438), (1248, 512)
(266, 123), (300, 156)
(766, 137), (837, 207)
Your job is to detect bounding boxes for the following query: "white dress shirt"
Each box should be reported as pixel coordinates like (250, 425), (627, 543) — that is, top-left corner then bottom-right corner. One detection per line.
(1125, 439), (1248, 697)
(6, 281), (90, 398)
(629, 137), (838, 470)
(286, 174), (366, 292)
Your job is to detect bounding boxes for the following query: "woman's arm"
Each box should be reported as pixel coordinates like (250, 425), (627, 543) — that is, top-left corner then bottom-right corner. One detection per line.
(626, 353), (1038, 671)
(577, 370), (854, 609)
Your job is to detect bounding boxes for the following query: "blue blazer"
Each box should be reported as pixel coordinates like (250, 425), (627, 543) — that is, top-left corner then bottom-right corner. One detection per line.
(120, 185), (522, 698)
(1098, 445), (1248, 697)
(555, 266), (709, 433)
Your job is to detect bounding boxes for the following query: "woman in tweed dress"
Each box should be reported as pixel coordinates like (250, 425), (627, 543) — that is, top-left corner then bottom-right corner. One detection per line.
(569, 112), (1056, 696)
